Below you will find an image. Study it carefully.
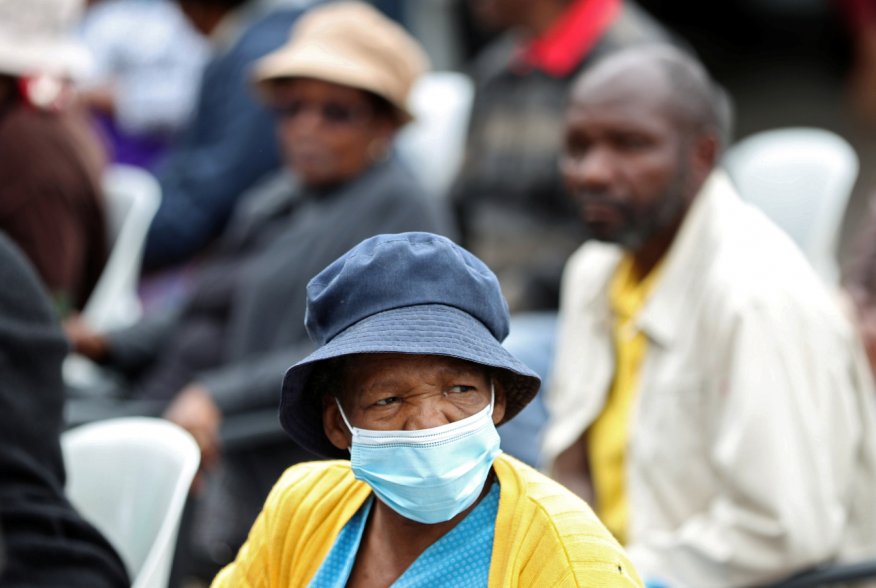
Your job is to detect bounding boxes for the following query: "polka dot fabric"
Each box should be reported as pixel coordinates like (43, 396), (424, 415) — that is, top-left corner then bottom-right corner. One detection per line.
(308, 482), (500, 587)
(308, 497), (374, 588)
(394, 482), (499, 587)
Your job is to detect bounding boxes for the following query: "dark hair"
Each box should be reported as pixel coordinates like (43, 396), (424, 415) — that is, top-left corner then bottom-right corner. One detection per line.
(364, 91), (397, 123)
(0, 75), (19, 111)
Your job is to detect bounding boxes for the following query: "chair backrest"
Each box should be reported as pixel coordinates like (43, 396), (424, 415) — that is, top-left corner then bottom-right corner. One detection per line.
(722, 127), (859, 285)
(62, 417), (199, 588)
(395, 71), (475, 199)
(82, 164), (161, 332)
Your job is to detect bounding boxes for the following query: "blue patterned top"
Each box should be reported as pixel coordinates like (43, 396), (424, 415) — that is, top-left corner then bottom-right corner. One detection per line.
(308, 482), (500, 587)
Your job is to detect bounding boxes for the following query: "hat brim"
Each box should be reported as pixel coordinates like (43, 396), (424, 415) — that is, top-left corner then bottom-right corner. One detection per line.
(279, 304), (541, 458)
(252, 45), (415, 124)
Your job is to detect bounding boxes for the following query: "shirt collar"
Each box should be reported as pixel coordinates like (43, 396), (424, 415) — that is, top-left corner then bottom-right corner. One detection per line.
(609, 252), (665, 322)
(584, 171), (735, 344)
(637, 170), (736, 347)
(513, 0), (622, 77)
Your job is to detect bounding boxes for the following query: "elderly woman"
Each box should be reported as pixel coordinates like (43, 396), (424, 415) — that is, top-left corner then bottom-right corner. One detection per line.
(213, 232), (641, 587)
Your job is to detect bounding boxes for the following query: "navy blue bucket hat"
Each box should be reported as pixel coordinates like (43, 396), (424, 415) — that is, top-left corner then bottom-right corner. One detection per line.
(280, 232), (541, 458)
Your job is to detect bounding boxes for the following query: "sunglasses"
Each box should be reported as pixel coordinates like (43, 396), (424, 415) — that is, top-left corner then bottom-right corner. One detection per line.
(272, 99), (373, 126)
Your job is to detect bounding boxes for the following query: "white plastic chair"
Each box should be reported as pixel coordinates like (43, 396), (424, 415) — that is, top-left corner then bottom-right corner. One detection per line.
(396, 71), (474, 199)
(83, 164), (161, 332)
(64, 165), (160, 391)
(62, 417), (200, 588)
(723, 127), (859, 285)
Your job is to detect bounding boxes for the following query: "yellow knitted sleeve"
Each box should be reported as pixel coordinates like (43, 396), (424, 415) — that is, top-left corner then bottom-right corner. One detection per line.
(490, 454), (643, 587)
(211, 461), (370, 588)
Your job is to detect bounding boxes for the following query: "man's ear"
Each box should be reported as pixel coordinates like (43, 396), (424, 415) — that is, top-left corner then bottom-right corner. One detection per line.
(691, 132), (719, 185)
(491, 379), (507, 425)
(323, 396), (352, 451)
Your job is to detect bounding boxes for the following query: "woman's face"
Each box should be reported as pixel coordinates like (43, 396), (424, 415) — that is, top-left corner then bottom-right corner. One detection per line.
(271, 78), (398, 188)
(323, 354), (507, 449)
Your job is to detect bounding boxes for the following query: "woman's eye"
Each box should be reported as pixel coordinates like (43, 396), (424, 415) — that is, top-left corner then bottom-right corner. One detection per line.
(448, 385), (476, 394)
(374, 396), (401, 407)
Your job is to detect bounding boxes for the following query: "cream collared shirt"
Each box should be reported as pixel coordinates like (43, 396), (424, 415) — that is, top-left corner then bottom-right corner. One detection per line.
(544, 171), (876, 587)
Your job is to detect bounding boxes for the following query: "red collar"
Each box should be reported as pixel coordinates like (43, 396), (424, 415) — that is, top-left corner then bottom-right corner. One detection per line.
(513, 0), (622, 77)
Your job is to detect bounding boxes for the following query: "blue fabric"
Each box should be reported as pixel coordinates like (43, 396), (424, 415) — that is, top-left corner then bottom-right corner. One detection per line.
(305, 232), (512, 345)
(145, 7), (305, 269)
(309, 481), (500, 588)
(370, 0), (405, 23)
(308, 497), (374, 588)
(279, 233), (541, 458)
(344, 401), (501, 525)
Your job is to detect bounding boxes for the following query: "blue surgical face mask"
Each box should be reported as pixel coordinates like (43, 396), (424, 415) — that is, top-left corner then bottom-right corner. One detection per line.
(335, 384), (502, 525)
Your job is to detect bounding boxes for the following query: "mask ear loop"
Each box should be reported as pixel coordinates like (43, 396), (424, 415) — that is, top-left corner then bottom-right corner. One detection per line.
(489, 379), (495, 415)
(334, 397), (355, 435)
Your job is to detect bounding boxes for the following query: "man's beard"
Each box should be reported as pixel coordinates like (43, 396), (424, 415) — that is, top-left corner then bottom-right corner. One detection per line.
(580, 168), (690, 251)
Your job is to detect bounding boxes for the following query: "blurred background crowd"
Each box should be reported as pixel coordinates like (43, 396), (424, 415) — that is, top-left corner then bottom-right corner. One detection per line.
(3, 0), (876, 586)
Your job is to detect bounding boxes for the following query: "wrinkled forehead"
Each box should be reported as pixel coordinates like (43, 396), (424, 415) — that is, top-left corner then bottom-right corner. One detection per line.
(564, 82), (679, 146)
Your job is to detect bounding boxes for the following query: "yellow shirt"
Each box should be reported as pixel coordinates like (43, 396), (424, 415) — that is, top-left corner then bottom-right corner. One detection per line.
(212, 454), (643, 587)
(588, 254), (663, 545)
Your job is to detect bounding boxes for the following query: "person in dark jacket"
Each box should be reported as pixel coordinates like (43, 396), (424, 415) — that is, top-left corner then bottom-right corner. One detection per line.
(452, 0), (671, 312)
(0, 232), (129, 588)
(143, 0), (313, 270)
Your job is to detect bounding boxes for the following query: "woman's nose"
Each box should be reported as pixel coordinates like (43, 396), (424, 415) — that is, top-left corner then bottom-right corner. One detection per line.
(403, 402), (451, 431)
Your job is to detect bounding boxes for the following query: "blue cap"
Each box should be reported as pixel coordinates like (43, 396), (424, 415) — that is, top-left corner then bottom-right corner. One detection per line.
(279, 232), (541, 458)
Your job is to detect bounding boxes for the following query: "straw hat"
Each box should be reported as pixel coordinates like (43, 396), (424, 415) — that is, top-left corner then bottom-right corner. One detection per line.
(0, 0), (91, 79)
(252, 1), (429, 123)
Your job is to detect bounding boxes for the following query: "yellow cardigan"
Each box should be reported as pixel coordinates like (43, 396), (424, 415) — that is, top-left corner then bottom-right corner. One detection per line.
(212, 454), (642, 587)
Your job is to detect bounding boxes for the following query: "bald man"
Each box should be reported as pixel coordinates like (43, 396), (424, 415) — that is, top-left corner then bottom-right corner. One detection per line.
(543, 46), (876, 587)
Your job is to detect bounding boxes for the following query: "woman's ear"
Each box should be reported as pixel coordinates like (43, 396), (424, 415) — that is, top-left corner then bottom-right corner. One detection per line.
(491, 379), (507, 425)
(323, 396), (352, 451)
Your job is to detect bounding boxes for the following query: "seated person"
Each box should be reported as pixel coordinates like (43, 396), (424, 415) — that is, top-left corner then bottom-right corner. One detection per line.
(0, 233), (128, 588)
(66, 1), (452, 571)
(0, 0), (108, 317)
(843, 190), (876, 380)
(78, 0), (210, 169)
(448, 0), (674, 472)
(142, 0), (309, 270)
(212, 232), (642, 587)
(451, 0), (671, 312)
(546, 46), (876, 586)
